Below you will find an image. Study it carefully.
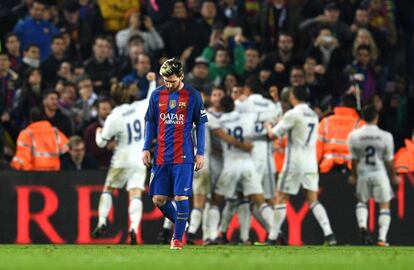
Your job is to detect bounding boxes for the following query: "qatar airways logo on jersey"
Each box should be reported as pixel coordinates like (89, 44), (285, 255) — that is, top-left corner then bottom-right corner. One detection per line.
(159, 113), (185, 125)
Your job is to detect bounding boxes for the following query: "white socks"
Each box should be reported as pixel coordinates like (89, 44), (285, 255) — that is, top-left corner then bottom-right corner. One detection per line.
(188, 208), (202, 234)
(311, 201), (333, 236)
(259, 203), (277, 240)
(272, 204), (287, 239)
(207, 206), (220, 240)
(378, 209), (391, 242)
(163, 218), (173, 230)
(98, 192), (112, 226)
(202, 204), (210, 241)
(129, 196), (143, 233)
(356, 202), (368, 229)
(237, 201), (251, 242)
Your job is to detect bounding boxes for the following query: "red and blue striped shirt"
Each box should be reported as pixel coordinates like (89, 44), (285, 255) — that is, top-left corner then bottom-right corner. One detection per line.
(143, 84), (207, 165)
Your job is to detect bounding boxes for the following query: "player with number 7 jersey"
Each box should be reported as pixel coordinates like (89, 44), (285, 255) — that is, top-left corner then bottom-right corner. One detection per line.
(91, 72), (157, 245)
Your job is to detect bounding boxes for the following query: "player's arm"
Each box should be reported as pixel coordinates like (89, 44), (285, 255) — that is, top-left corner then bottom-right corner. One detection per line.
(384, 134), (399, 185)
(212, 128), (253, 152)
(347, 134), (358, 185)
(193, 93), (209, 171)
(142, 97), (157, 167)
(267, 111), (295, 139)
(95, 114), (117, 148)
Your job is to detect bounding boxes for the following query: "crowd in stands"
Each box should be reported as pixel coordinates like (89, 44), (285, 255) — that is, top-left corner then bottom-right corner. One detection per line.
(0, 0), (413, 172)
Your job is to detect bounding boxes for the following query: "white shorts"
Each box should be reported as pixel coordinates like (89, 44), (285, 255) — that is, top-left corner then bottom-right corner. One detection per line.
(254, 158), (276, 200)
(277, 171), (319, 195)
(215, 159), (263, 198)
(356, 172), (394, 203)
(105, 166), (146, 191)
(193, 167), (211, 196)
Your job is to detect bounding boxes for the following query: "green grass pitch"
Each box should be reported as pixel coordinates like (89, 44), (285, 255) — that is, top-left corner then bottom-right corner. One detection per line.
(1, 245), (414, 270)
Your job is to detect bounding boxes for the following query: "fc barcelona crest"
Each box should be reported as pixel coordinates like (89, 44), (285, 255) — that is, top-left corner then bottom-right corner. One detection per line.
(169, 100), (176, 109)
(179, 102), (187, 109)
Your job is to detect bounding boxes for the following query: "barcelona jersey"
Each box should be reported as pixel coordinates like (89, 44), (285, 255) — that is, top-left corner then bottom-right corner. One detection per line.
(144, 84), (207, 165)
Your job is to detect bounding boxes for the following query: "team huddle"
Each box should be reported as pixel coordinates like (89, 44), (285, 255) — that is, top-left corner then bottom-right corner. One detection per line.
(90, 58), (398, 249)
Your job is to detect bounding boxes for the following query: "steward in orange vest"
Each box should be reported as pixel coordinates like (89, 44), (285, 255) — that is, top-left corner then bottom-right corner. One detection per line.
(395, 131), (414, 173)
(317, 94), (365, 173)
(10, 107), (68, 171)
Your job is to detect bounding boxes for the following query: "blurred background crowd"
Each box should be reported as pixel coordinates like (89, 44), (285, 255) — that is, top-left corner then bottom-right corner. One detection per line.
(0, 0), (413, 171)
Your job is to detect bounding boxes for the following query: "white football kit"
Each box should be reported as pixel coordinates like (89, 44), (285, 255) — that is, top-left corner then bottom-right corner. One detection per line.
(271, 103), (319, 195)
(96, 80), (156, 191)
(347, 125), (394, 203)
(237, 94), (282, 199)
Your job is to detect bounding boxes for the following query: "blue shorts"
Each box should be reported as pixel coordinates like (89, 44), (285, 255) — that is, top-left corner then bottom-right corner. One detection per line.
(149, 163), (194, 197)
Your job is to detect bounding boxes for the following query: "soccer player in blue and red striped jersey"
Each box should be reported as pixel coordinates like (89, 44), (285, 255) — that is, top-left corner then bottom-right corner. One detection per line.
(143, 58), (207, 250)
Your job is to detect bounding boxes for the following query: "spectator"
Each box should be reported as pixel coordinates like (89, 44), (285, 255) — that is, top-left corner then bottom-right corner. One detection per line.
(97, 0), (139, 33)
(122, 53), (153, 99)
(218, 0), (249, 38)
(303, 55), (328, 107)
(255, 0), (298, 52)
(299, 2), (352, 51)
(230, 83), (244, 101)
(261, 32), (299, 87)
(12, 68), (43, 128)
(201, 31), (246, 86)
(56, 61), (74, 82)
(13, 0), (60, 60)
(60, 135), (98, 170)
(116, 11), (164, 56)
(345, 45), (378, 104)
(10, 107), (68, 171)
(363, 0), (397, 46)
(118, 42), (146, 77)
(350, 7), (386, 48)
(74, 76), (98, 130)
(222, 72), (239, 95)
(306, 27), (348, 97)
(195, 0), (220, 57)
(58, 0), (104, 60)
(244, 47), (261, 80)
(42, 90), (73, 137)
(185, 56), (213, 95)
(395, 129), (414, 173)
(84, 36), (117, 95)
(41, 34), (68, 87)
(160, 1), (198, 62)
(20, 44), (41, 76)
(301, 0), (354, 25)
(4, 33), (22, 72)
(83, 98), (113, 168)
(317, 94), (365, 173)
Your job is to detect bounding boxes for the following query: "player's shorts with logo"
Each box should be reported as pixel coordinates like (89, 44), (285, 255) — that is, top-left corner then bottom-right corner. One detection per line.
(149, 163), (194, 197)
(277, 171), (319, 195)
(105, 165), (146, 191)
(215, 158), (263, 198)
(356, 171), (394, 203)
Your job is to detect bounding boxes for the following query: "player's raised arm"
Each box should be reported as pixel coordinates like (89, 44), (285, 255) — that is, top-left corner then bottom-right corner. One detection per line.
(142, 72), (157, 106)
(96, 113), (119, 148)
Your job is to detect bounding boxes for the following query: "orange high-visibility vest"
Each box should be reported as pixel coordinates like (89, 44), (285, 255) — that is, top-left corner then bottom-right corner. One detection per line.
(10, 121), (68, 171)
(395, 139), (414, 173)
(317, 107), (365, 173)
(273, 137), (287, 173)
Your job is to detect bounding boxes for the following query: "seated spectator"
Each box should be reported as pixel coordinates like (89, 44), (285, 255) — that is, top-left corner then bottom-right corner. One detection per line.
(122, 53), (153, 100)
(303, 55), (328, 107)
(97, 0), (139, 33)
(20, 44), (41, 76)
(10, 107), (68, 171)
(395, 129), (414, 173)
(42, 90), (73, 137)
(13, 0), (59, 60)
(201, 31), (245, 86)
(41, 34), (68, 88)
(83, 98), (114, 168)
(194, 0), (220, 58)
(61, 135), (98, 170)
(116, 11), (164, 57)
(345, 45), (378, 104)
(185, 57), (213, 95)
(56, 61), (74, 82)
(75, 76), (98, 129)
(317, 94), (365, 173)
(118, 40), (146, 77)
(12, 68), (43, 128)
(84, 36), (117, 95)
(4, 33), (22, 72)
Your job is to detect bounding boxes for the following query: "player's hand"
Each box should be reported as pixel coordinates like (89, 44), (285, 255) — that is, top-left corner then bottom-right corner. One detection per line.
(391, 174), (401, 185)
(266, 123), (274, 139)
(96, 127), (102, 135)
(240, 142), (254, 153)
(146, 72), (156, 82)
(106, 140), (117, 151)
(194, 155), (204, 171)
(142, 150), (152, 167)
(348, 175), (357, 185)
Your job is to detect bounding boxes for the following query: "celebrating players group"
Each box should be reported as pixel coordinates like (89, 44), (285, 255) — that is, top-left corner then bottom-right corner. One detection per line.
(91, 58), (398, 249)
